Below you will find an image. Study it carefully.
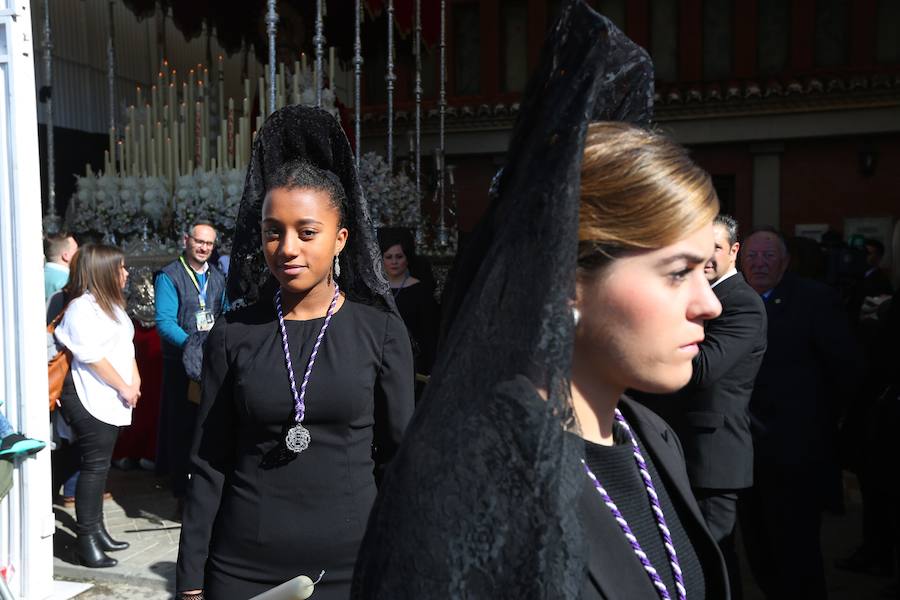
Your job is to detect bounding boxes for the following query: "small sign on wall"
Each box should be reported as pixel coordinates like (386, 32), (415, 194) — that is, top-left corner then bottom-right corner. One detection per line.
(794, 223), (830, 243)
(845, 217), (895, 269)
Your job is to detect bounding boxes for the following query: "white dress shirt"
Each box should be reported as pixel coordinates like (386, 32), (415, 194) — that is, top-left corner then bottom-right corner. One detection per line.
(711, 267), (738, 289)
(54, 292), (134, 426)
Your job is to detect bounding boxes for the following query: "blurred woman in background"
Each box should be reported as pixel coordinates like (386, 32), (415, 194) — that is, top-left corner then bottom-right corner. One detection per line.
(379, 228), (440, 380)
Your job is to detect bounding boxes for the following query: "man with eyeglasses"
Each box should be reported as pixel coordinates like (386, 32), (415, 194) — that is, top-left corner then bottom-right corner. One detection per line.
(154, 221), (226, 510)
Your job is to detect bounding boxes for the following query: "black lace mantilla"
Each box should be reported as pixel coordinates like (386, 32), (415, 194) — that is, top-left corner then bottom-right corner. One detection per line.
(352, 1), (654, 598)
(226, 105), (391, 313)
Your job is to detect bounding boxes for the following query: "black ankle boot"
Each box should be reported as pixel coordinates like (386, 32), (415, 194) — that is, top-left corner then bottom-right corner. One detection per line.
(97, 524), (129, 551)
(76, 534), (118, 568)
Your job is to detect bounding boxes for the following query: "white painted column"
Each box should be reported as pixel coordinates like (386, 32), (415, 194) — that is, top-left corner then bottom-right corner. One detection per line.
(750, 142), (784, 230)
(0, 1), (55, 598)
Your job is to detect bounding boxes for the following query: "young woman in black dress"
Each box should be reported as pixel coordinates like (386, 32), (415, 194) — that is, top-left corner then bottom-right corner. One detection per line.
(176, 107), (415, 600)
(353, 2), (731, 598)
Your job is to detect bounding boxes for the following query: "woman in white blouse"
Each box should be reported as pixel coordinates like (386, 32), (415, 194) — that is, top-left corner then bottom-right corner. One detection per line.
(54, 244), (141, 568)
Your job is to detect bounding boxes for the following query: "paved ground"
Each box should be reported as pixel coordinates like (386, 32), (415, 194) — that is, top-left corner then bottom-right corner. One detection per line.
(53, 468), (896, 599)
(53, 467), (178, 598)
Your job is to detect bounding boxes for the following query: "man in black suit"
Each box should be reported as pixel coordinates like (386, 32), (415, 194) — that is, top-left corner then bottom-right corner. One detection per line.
(636, 215), (767, 595)
(739, 227), (862, 600)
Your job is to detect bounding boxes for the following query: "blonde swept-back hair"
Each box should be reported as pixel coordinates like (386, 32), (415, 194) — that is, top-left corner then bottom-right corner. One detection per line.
(66, 243), (126, 321)
(578, 122), (719, 271)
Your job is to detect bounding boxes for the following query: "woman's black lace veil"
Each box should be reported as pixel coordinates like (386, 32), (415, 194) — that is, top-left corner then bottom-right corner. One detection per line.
(226, 105), (391, 311)
(352, 1), (653, 597)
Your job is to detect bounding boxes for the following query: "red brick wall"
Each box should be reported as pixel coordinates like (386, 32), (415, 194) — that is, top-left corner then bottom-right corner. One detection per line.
(780, 135), (900, 235)
(449, 134), (900, 239)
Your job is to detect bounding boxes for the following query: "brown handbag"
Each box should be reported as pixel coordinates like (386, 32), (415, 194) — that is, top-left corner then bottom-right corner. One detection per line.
(47, 311), (72, 412)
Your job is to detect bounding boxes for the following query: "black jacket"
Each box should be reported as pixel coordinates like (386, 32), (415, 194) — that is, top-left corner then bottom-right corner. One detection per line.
(750, 274), (862, 465)
(636, 273), (767, 489)
(581, 398), (730, 600)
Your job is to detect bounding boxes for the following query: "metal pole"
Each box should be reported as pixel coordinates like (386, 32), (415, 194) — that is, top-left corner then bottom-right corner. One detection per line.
(315, 0), (325, 108)
(266, 0), (278, 115)
(386, 0), (395, 171)
(107, 1), (116, 131)
(437, 0), (447, 246)
(414, 0), (422, 198)
(156, 4), (167, 67)
(41, 0), (58, 231)
(354, 0), (363, 169)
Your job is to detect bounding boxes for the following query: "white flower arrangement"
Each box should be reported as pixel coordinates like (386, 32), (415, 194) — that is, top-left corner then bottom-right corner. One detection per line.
(71, 173), (171, 240)
(358, 152), (421, 229)
(173, 168), (243, 251)
(70, 155), (420, 256)
(139, 176), (169, 229)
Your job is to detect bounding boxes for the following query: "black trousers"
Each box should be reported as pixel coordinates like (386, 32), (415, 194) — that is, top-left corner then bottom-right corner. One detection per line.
(157, 357), (197, 497)
(739, 461), (827, 600)
(59, 389), (120, 536)
(694, 487), (742, 600)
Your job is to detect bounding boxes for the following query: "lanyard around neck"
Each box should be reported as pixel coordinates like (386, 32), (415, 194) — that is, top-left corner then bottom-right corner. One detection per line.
(179, 256), (209, 309)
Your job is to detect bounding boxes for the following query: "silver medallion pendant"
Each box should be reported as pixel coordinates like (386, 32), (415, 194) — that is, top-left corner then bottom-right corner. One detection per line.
(285, 424), (311, 453)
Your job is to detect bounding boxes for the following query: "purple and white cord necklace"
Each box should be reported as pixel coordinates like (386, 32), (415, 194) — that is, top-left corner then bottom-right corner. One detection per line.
(581, 408), (687, 600)
(275, 283), (340, 454)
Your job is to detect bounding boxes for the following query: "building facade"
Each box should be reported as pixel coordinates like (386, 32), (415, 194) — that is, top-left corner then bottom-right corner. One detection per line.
(359, 0), (900, 265)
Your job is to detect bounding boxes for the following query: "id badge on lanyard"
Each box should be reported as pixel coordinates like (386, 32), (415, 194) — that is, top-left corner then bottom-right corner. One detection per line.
(195, 309), (215, 332)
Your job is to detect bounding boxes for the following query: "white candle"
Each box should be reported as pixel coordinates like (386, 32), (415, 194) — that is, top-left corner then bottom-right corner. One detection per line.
(156, 121), (163, 178)
(218, 58), (225, 130)
(123, 125), (131, 176)
(108, 127), (116, 172)
(139, 124), (146, 176)
(151, 84), (158, 126)
(258, 76), (266, 116)
(144, 105), (152, 167)
(172, 123), (179, 178)
(177, 104), (184, 172)
(249, 574), (318, 600)
(149, 130), (157, 178)
(216, 133), (223, 172)
(167, 136), (175, 196)
(238, 116), (247, 171)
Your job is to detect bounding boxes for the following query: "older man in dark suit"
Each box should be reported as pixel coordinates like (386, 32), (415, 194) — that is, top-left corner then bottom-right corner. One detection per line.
(636, 215), (767, 595)
(739, 227), (862, 600)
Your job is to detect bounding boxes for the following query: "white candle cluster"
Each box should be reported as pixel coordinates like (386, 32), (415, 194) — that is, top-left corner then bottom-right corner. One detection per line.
(101, 52), (339, 186)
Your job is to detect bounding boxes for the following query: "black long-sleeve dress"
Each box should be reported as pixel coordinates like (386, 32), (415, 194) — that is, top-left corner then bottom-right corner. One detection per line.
(391, 282), (440, 376)
(176, 297), (414, 600)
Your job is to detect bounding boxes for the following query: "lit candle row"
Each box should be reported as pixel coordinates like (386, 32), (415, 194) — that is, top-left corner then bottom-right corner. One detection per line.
(101, 52), (337, 184)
